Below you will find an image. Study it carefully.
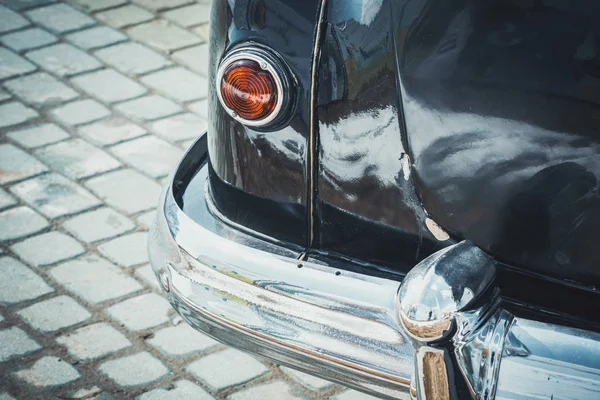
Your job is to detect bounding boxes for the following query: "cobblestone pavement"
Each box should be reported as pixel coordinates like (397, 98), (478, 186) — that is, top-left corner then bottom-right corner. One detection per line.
(0, 1), (380, 399)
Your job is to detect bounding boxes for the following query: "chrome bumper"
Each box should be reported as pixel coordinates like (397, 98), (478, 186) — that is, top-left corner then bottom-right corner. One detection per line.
(149, 142), (600, 399)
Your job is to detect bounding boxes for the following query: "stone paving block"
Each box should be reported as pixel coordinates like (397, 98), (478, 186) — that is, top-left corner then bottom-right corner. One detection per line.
(0, 327), (41, 362)
(187, 98), (208, 118)
(71, 0), (127, 12)
(127, 20), (200, 52)
(139, 380), (214, 400)
(141, 67), (207, 102)
(63, 207), (135, 243)
(136, 210), (155, 229)
(162, 3), (210, 27)
(10, 173), (101, 219)
(115, 95), (182, 121)
(148, 323), (218, 357)
(0, 257), (54, 304)
(280, 366), (334, 390)
(187, 348), (268, 390)
(0, 393), (14, 400)
(26, 44), (102, 77)
(35, 138), (122, 179)
(0, 88), (10, 101)
(66, 26), (127, 50)
(78, 117), (147, 146)
(99, 352), (169, 387)
(26, 3), (95, 33)
(6, 123), (70, 149)
(134, 264), (159, 290)
(98, 231), (148, 268)
(331, 390), (380, 400)
(15, 356), (81, 387)
(1, 0), (54, 11)
(228, 380), (304, 400)
(133, 0), (192, 11)
(11, 231), (85, 267)
(49, 255), (143, 304)
(171, 44), (208, 76)
(0, 143), (48, 185)
(0, 5), (29, 33)
(57, 322), (132, 361)
(105, 292), (171, 331)
(85, 169), (161, 214)
(70, 386), (113, 400)
(0, 188), (17, 211)
(193, 23), (209, 42)
(94, 42), (172, 75)
(4, 72), (79, 107)
(151, 113), (207, 142)
(0, 207), (49, 242)
(0, 313), (4, 322)
(0, 101), (38, 128)
(0, 28), (57, 51)
(17, 295), (92, 332)
(96, 5), (154, 28)
(0, 48), (36, 80)
(51, 99), (111, 126)
(110, 136), (183, 178)
(72, 69), (147, 103)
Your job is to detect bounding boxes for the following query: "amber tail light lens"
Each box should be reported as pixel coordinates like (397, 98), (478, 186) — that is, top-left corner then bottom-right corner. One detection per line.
(216, 49), (291, 128)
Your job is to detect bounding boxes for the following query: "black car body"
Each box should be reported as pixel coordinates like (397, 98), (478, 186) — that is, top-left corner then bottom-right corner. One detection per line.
(149, 1), (600, 398)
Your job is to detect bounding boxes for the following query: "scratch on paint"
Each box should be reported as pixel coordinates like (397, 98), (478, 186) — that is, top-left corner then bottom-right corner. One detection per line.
(425, 218), (450, 241)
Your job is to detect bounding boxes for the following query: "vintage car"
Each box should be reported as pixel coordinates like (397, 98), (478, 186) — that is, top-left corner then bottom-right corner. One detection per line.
(148, 0), (600, 398)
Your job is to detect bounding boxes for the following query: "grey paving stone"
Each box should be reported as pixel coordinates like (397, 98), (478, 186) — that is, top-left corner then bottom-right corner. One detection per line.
(1, 0), (54, 11)
(228, 380), (304, 400)
(0, 5), (29, 33)
(133, 0), (192, 11)
(11, 231), (85, 267)
(136, 210), (155, 229)
(10, 173), (101, 219)
(0, 143), (48, 185)
(141, 67), (207, 102)
(106, 293), (171, 331)
(187, 348), (268, 390)
(0, 188), (17, 211)
(193, 23), (209, 42)
(0, 88), (11, 101)
(4, 72), (78, 107)
(26, 44), (102, 77)
(94, 42), (171, 75)
(6, 123), (70, 149)
(50, 99), (111, 126)
(0, 313), (3, 322)
(0, 101), (38, 128)
(78, 117), (146, 146)
(0, 393), (14, 400)
(171, 43), (208, 76)
(0, 257), (54, 304)
(71, 0), (127, 12)
(148, 324), (218, 357)
(63, 207), (135, 243)
(178, 138), (196, 151)
(72, 69), (147, 103)
(15, 356), (81, 387)
(96, 5), (153, 28)
(0, 207), (49, 241)
(66, 26), (127, 50)
(187, 98), (208, 118)
(85, 169), (161, 214)
(70, 386), (113, 400)
(49, 255), (143, 304)
(280, 366), (334, 390)
(99, 352), (169, 387)
(0, 48), (36, 80)
(17, 295), (92, 332)
(110, 136), (183, 178)
(26, 3), (95, 33)
(139, 380), (214, 400)
(0, 327), (41, 362)
(127, 20), (200, 52)
(331, 390), (381, 400)
(134, 264), (159, 290)
(57, 322), (132, 361)
(115, 95), (182, 121)
(35, 138), (122, 179)
(0, 28), (57, 51)
(151, 113), (206, 142)
(162, 3), (210, 27)
(98, 231), (147, 268)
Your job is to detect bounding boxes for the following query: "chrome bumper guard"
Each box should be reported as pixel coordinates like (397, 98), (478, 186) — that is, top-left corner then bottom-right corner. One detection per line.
(149, 147), (600, 400)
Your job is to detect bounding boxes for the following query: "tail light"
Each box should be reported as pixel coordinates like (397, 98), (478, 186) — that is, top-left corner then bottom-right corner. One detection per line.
(216, 48), (292, 128)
